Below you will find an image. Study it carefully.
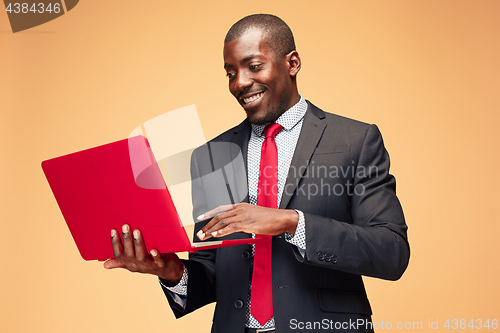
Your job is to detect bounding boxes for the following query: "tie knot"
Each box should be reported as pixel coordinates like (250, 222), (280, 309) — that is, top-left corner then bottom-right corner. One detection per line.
(263, 123), (283, 139)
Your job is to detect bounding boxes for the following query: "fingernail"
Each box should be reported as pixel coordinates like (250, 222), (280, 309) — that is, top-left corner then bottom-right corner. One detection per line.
(197, 230), (205, 240)
(133, 230), (139, 240)
(111, 229), (116, 237)
(197, 214), (204, 221)
(211, 231), (218, 237)
(150, 249), (157, 256)
(122, 225), (129, 233)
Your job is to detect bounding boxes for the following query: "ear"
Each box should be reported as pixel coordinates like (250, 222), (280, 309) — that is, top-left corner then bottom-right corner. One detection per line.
(286, 50), (301, 77)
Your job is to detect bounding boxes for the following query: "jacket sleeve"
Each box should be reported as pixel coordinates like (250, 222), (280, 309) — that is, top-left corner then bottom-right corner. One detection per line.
(162, 146), (218, 318)
(297, 124), (410, 280)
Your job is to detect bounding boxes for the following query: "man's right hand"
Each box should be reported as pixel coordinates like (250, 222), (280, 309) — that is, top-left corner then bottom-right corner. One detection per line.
(103, 224), (184, 285)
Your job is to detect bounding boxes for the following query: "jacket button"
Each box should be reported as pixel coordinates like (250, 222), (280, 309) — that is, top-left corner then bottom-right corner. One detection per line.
(325, 254), (332, 262)
(234, 299), (244, 309)
(317, 252), (325, 261)
(331, 255), (338, 264)
(242, 250), (251, 260)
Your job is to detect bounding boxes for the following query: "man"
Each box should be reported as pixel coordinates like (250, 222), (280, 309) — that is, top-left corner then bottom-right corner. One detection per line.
(104, 14), (410, 333)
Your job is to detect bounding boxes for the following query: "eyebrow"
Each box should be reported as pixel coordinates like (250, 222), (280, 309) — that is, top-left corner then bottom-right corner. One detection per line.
(224, 54), (259, 69)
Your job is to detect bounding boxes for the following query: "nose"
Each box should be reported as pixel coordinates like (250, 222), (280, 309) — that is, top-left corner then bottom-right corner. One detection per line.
(233, 71), (253, 93)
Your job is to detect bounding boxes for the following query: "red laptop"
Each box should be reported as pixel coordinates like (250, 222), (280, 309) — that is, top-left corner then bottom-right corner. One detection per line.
(42, 135), (263, 261)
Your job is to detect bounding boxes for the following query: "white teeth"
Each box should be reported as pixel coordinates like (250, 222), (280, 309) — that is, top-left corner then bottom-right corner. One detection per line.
(243, 92), (263, 104)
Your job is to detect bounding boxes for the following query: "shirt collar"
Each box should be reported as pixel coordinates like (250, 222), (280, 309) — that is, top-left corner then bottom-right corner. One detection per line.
(251, 95), (307, 137)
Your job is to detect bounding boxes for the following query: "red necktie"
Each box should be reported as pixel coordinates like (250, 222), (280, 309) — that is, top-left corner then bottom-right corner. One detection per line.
(251, 123), (283, 325)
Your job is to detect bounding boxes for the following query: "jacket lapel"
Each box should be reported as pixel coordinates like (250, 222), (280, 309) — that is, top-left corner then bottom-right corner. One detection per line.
(228, 119), (251, 204)
(279, 102), (326, 209)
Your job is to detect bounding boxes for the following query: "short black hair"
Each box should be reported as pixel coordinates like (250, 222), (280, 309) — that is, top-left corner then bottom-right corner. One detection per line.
(224, 14), (296, 57)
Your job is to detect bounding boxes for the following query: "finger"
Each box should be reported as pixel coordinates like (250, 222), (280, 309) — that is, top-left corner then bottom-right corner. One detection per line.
(122, 224), (136, 261)
(196, 221), (215, 240)
(197, 204), (235, 221)
(103, 258), (125, 269)
(111, 229), (125, 261)
(196, 213), (227, 240)
(205, 213), (242, 238)
(210, 220), (240, 238)
(202, 205), (238, 228)
(133, 229), (147, 264)
(150, 249), (165, 269)
(196, 216), (221, 240)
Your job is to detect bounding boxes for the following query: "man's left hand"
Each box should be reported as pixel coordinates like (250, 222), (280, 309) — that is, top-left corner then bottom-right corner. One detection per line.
(196, 203), (299, 240)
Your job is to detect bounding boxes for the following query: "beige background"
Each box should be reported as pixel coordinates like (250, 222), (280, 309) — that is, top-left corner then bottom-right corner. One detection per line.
(1, 0), (499, 332)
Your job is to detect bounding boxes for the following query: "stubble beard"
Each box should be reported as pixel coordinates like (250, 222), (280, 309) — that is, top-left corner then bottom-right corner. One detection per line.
(246, 83), (291, 126)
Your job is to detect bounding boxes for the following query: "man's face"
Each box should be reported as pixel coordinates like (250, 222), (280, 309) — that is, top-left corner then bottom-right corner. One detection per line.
(223, 28), (295, 125)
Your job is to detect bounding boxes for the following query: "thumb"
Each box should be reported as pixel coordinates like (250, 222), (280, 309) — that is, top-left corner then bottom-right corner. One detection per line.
(103, 258), (125, 269)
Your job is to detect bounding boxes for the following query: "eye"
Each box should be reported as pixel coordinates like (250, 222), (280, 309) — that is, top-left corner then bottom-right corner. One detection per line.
(249, 64), (261, 71)
(226, 72), (235, 79)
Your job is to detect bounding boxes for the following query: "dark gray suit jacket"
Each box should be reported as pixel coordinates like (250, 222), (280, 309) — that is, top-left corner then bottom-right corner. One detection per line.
(162, 101), (410, 332)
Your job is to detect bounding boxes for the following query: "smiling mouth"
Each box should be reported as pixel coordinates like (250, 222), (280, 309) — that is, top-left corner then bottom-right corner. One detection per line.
(241, 92), (264, 105)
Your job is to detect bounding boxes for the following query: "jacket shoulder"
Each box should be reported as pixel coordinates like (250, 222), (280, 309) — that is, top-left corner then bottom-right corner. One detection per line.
(208, 118), (250, 143)
(306, 100), (376, 140)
